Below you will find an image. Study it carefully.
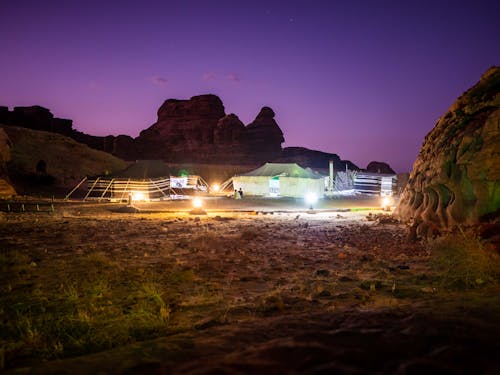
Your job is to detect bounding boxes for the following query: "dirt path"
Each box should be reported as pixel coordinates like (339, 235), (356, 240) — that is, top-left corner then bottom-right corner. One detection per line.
(1, 202), (498, 373)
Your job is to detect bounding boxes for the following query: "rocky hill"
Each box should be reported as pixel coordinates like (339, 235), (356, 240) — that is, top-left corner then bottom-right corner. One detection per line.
(1, 125), (127, 192)
(395, 66), (500, 238)
(0, 95), (362, 170)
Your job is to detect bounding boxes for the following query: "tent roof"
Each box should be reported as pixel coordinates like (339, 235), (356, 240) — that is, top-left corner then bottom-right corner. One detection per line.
(239, 163), (323, 179)
(108, 160), (171, 178)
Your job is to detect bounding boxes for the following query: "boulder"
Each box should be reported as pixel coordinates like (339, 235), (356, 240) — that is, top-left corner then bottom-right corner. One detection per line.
(366, 161), (395, 174)
(395, 66), (500, 237)
(0, 128), (16, 197)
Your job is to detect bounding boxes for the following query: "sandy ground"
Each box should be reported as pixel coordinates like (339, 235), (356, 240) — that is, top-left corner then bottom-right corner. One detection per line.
(1, 197), (499, 374)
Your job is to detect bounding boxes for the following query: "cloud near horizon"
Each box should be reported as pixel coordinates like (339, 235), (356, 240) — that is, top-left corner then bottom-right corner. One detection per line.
(149, 76), (168, 86)
(202, 72), (241, 83)
(202, 72), (216, 81)
(226, 73), (241, 82)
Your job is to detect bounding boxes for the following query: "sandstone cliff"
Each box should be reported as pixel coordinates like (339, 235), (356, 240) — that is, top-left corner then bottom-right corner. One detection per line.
(395, 67), (500, 237)
(1, 95), (366, 169)
(135, 96), (285, 163)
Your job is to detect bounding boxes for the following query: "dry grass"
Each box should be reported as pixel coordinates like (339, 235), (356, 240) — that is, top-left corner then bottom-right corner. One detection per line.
(430, 233), (500, 290)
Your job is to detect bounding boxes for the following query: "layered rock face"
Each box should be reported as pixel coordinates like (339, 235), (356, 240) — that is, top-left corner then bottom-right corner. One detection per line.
(0, 128), (16, 197)
(395, 67), (500, 236)
(1, 95), (365, 168)
(135, 95), (285, 163)
(244, 107), (284, 160)
(0, 105), (73, 135)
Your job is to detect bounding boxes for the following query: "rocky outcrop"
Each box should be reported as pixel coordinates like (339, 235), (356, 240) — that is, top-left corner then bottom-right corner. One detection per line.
(137, 95), (226, 160)
(274, 147), (359, 171)
(0, 105), (73, 135)
(395, 67), (500, 237)
(3, 125), (127, 190)
(366, 161), (395, 174)
(1, 95), (366, 169)
(245, 107), (285, 160)
(0, 128), (16, 197)
(134, 95), (285, 163)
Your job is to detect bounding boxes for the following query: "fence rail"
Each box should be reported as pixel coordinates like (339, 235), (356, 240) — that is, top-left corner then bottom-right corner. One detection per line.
(0, 202), (55, 213)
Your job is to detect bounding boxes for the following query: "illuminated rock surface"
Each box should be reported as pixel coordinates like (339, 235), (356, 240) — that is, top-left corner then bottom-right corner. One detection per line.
(395, 67), (500, 236)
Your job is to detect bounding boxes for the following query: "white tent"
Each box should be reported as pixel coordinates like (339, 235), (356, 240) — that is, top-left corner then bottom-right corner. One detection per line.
(232, 163), (325, 198)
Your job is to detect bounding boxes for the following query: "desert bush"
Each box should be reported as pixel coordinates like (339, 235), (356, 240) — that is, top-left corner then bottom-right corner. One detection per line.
(430, 233), (500, 290)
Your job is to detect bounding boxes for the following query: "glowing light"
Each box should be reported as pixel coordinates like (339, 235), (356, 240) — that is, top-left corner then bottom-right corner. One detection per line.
(211, 183), (220, 193)
(381, 196), (394, 210)
(131, 191), (146, 201)
(305, 193), (318, 205)
(192, 197), (203, 208)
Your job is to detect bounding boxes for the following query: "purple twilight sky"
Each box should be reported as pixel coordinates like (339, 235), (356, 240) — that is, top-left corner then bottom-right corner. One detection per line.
(1, 0), (499, 172)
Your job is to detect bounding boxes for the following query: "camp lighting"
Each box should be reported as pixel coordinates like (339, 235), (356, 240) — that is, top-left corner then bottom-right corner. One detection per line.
(211, 183), (220, 193)
(131, 191), (146, 202)
(192, 197), (203, 209)
(305, 192), (318, 210)
(381, 195), (394, 211)
(190, 197), (207, 215)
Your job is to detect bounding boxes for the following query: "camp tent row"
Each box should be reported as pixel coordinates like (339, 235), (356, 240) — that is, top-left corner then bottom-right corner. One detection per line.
(353, 172), (397, 196)
(65, 160), (209, 201)
(232, 163), (325, 198)
(66, 160), (398, 201)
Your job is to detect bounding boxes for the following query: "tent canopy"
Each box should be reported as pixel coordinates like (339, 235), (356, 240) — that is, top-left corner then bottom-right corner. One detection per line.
(239, 163), (323, 179)
(107, 160), (171, 179)
(233, 163), (325, 198)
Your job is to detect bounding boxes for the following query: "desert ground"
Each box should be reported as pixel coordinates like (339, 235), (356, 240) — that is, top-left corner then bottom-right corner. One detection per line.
(1, 197), (499, 374)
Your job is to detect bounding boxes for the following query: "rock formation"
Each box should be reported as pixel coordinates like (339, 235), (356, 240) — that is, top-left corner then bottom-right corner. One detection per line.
(395, 66), (500, 237)
(1, 95), (367, 169)
(2, 125), (127, 190)
(275, 147), (359, 171)
(244, 107), (284, 160)
(0, 105), (73, 135)
(0, 128), (16, 197)
(133, 96), (286, 163)
(366, 161), (395, 174)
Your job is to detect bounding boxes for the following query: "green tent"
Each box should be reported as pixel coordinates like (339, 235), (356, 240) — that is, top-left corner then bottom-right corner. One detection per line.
(232, 163), (325, 198)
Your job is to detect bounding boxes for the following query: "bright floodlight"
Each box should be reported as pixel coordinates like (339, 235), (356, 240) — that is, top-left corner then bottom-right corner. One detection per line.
(131, 191), (146, 202)
(192, 197), (203, 208)
(305, 192), (318, 205)
(382, 196), (391, 207)
(211, 183), (220, 193)
(381, 196), (393, 211)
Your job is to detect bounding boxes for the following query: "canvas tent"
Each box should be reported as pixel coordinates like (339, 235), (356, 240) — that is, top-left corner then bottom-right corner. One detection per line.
(354, 172), (397, 196)
(232, 163), (325, 198)
(65, 160), (209, 201)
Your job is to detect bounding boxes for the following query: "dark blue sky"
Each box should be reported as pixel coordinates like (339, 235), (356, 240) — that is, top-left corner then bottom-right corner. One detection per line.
(1, 0), (499, 172)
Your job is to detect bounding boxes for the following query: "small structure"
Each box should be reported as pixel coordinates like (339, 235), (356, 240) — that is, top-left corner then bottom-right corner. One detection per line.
(66, 160), (209, 201)
(232, 163), (325, 198)
(354, 172), (397, 196)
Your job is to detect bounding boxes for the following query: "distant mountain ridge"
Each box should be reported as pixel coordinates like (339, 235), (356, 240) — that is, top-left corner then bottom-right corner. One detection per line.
(0, 95), (386, 171)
